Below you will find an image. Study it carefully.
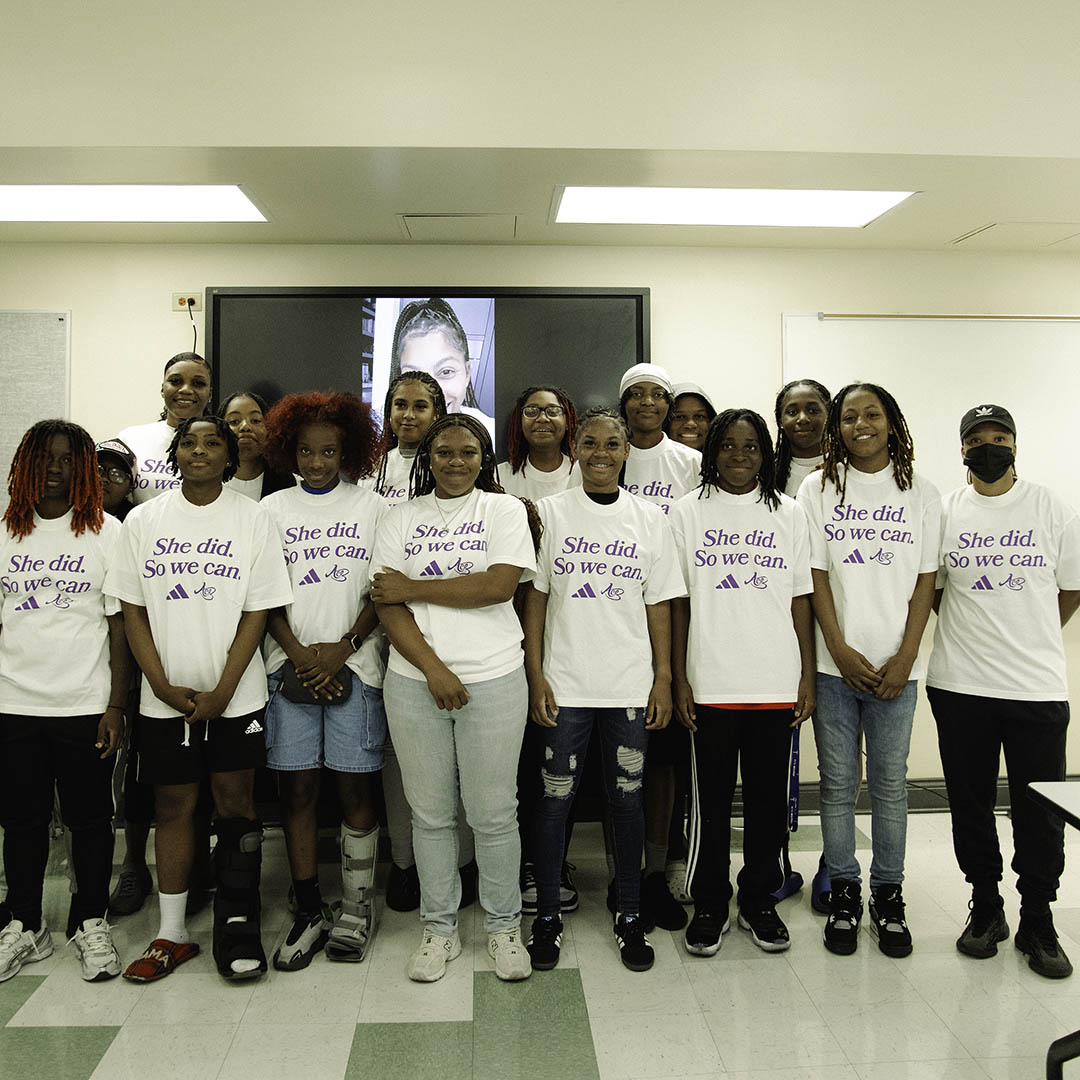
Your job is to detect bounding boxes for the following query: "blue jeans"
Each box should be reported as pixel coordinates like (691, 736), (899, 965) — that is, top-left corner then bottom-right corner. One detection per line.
(531, 706), (647, 917)
(813, 674), (916, 888)
(383, 667), (527, 937)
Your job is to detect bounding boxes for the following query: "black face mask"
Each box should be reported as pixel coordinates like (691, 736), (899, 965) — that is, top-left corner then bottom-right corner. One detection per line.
(964, 443), (1015, 483)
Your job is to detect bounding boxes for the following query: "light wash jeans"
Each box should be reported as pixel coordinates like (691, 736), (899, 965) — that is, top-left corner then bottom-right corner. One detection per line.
(813, 673), (917, 889)
(383, 666), (527, 937)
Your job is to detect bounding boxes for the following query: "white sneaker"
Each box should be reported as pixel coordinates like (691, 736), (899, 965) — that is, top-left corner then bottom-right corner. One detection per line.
(0, 919), (54, 982)
(70, 918), (121, 982)
(406, 928), (461, 982)
(488, 927), (532, 981)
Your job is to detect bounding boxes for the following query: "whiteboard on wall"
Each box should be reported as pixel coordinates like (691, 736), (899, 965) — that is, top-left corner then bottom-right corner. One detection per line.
(0, 311), (70, 481)
(782, 313), (1080, 509)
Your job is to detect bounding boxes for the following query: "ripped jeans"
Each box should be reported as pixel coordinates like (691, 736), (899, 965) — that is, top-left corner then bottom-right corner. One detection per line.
(531, 706), (647, 917)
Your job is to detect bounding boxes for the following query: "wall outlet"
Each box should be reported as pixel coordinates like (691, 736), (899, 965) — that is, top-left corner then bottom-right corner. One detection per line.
(172, 293), (203, 312)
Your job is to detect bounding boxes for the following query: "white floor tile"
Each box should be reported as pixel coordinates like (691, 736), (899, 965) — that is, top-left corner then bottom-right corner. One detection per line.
(7, 968), (144, 1026)
(704, 1001), (848, 1072)
(217, 1020), (355, 1080)
(817, 997), (969, 1065)
(89, 1022), (238, 1079)
(590, 1012), (723, 1080)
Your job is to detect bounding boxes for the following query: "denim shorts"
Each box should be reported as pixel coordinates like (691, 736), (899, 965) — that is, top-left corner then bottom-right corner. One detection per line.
(265, 669), (387, 774)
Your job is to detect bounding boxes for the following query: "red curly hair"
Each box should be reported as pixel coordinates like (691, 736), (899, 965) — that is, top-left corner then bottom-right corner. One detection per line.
(505, 385), (577, 473)
(4, 420), (103, 540)
(264, 391), (381, 480)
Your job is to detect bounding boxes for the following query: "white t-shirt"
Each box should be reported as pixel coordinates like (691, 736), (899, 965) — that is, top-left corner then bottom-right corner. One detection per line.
(497, 455), (574, 502)
(670, 487), (812, 703)
(0, 513), (122, 716)
(784, 455), (824, 499)
(261, 483), (385, 688)
(224, 473), (265, 502)
(797, 466), (941, 680)
(532, 487), (685, 707)
(371, 488), (536, 684)
(117, 419), (181, 504)
(105, 488), (293, 718)
(928, 481), (1080, 701)
(568, 433), (701, 515)
(360, 447), (415, 507)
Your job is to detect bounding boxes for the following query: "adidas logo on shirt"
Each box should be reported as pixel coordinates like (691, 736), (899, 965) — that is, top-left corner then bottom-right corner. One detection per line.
(843, 549), (865, 565)
(715, 573), (740, 590)
(244, 718), (264, 735)
(166, 583), (190, 600)
(419, 561), (443, 577)
(571, 582), (597, 598)
(298, 568), (321, 586)
(14, 595), (40, 611)
(971, 575), (994, 591)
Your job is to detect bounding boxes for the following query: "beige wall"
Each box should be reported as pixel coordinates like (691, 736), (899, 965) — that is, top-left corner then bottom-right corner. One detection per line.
(2, 238), (1079, 778)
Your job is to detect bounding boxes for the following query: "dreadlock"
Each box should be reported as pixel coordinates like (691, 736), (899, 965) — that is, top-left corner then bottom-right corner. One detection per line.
(773, 379), (830, 495)
(263, 391), (380, 481)
(411, 414), (542, 555)
(699, 409), (779, 511)
(820, 382), (914, 505)
(505, 385), (577, 473)
(373, 372), (447, 496)
(4, 420), (103, 540)
(390, 298), (481, 410)
(166, 416), (241, 484)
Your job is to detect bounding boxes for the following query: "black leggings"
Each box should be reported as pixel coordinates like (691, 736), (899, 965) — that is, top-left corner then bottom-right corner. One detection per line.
(0, 713), (115, 931)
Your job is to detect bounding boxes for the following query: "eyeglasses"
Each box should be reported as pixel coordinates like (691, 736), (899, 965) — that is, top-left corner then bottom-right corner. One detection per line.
(625, 388), (670, 402)
(522, 404), (566, 419)
(98, 465), (130, 484)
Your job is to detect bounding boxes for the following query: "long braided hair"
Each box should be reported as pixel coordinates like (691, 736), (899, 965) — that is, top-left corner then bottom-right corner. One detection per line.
(505, 385), (577, 474)
(373, 372), (446, 495)
(4, 420), (103, 539)
(820, 382), (914, 504)
(774, 379), (830, 494)
(390, 298), (481, 410)
(699, 408), (780, 511)
(411, 414), (542, 554)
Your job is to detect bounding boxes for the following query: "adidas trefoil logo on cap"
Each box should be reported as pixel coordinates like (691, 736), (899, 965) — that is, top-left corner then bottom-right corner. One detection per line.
(975, 406), (994, 416)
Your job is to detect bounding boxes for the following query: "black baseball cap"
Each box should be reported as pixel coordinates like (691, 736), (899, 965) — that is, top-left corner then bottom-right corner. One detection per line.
(95, 438), (137, 484)
(960, 404), (1016, 439)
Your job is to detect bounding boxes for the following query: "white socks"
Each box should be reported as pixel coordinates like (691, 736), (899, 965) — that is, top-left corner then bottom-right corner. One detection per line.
(157, 891), (190, 944)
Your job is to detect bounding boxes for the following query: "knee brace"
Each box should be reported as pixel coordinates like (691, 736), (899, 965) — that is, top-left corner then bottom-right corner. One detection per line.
(214, 817), (263, 921)
(340, 823), (378, 911)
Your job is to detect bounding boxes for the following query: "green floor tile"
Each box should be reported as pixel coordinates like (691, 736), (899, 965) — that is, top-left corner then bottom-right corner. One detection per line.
(472, 969), (599, 1080)
(0, 975), (45, 1026)
(346, 1021), (472, 1080)
(0, 1026), (118, 1079)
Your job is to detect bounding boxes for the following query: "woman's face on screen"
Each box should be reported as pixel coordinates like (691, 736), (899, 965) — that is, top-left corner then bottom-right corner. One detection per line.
(399, 329), (471, 413)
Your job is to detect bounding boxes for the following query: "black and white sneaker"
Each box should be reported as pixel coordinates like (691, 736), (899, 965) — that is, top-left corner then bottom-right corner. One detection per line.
(823, 879), (862, 955)
(526, 915), (563, 970)
(868, 884), (912, 958)
(737, 903), (791, 953)
(614, 914), (654, 971)
(684, 908), (730, 957)
(520, 863), (538, 916)
(273, 907), (332, 971)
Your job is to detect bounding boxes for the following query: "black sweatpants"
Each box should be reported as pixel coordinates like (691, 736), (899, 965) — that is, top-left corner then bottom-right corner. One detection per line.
(928, 687), (1068, 909)
(0, 713), (115, 931)
(689, 705), (792, 911)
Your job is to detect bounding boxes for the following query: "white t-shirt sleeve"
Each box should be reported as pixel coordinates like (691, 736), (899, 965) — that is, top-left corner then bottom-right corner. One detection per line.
(643, 513), (687, 603)
(371, 503), (407, 576)
(1057, 512), (1080, 589)
(796, 473), (828, 570)
(486, 495), (537, 573)
(918, 480), (943, 574)
(242, 505), (294, 612)
(105, 509), (150, 606)
(790, 498), (813, 597)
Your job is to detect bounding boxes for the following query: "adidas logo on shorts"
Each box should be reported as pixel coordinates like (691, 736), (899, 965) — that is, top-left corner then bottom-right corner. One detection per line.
(244, 718), (264, 735)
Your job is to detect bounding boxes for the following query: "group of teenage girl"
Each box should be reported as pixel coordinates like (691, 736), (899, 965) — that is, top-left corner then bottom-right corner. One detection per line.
(0, 308), (1076, 993)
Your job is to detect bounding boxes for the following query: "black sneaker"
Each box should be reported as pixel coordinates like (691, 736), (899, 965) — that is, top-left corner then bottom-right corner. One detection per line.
(868, 884), (913, 958)
(526, 915), (563, 970)
(956, 898), (1009, 959)
(559, 862), (579, 913)
(823, 879), (862, 955)
(108, 865), (153, 918)
(641, 871), (688, 932)
(520, 863), (538, 915)
(386, 864), (421, 913)
(684, 908), (730, 957)
(738, 902), (791, 953)
(1015, 912), (1074, 979)
(614, 914), (654, 971)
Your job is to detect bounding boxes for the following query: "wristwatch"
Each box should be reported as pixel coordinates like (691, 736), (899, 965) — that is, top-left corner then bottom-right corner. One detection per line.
(342, 632), (363, 653)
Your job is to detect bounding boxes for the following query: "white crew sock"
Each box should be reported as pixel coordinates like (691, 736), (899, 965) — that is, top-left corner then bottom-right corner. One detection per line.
(156, 891), (190, 944)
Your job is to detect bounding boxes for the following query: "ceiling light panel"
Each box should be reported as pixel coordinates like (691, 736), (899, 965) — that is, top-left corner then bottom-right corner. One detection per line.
(0, 185), (266, 222)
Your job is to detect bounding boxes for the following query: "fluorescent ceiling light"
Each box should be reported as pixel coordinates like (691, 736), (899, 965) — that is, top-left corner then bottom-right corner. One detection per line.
(0, 185), (266, 222)
(555, 186), (914, 228)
